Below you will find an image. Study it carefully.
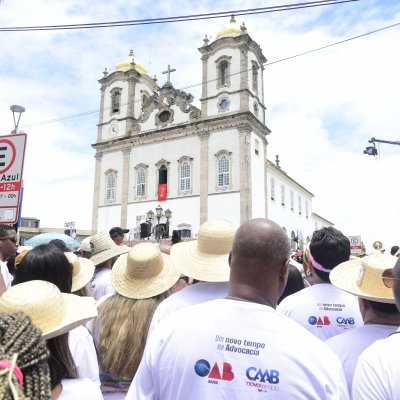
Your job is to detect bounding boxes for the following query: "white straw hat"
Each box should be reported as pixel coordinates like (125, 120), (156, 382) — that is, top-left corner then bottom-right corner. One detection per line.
(79, 236), (93, 253)
(0, 280), (97, 339)
(112, 242), (180, 299)
(65, 252), (95, 292)
(170, 219), (236, 282)
(330, 254), (398, 304)
(90, 232), (129, 266)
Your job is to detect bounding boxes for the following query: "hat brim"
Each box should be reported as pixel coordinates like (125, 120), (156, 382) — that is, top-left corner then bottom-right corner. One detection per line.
(330, 259), (395, 304)
(90, 244), (129, 266)
(43, 294), (97, 339)
(111, 253), (181, 299)
(71, 258), (96, 292)
(170, 241), (230, 282)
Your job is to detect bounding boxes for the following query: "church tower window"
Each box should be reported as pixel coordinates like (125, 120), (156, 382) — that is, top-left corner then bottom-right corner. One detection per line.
(111, 90), (121, 114)
(252, 62), (259, 92)
(218, 155), (230, 187)
(220, 61), (228, 86)
(105, 169), (117, 203)
(136, 169), (146, 197)
(215, 56), (232, 89)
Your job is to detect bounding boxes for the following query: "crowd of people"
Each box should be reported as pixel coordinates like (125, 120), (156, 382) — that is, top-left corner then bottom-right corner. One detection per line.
(0, 220), (399, 399)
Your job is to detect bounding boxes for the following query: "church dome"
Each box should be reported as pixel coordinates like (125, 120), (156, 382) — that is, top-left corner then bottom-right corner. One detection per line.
(115, 50), (148, 74)
(216, 16), (242, 39)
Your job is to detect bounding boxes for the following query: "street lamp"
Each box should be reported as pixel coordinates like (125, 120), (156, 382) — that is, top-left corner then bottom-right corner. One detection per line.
(164, 208), (172, 238)
(155, 205), (163, 240)
(364, 137), (400, 156)
(10, 105), (25, 134)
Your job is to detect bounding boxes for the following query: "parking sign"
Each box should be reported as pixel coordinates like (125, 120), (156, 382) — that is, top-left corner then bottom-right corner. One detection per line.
(0, 133), (27, 224)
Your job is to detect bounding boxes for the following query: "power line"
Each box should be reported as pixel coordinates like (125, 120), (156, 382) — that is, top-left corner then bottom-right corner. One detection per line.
(17, 21), (398, 131)
(0, 1), (358, 32)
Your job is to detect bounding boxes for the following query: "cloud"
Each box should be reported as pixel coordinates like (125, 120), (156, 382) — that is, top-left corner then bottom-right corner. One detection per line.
(0, 0), (399, 251)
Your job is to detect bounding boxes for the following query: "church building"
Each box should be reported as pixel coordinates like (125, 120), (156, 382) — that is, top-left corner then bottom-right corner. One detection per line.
(91, 17), (331, 240)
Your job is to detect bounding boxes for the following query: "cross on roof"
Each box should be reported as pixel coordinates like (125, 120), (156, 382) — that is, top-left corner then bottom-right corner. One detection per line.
(162, 64), (176, 85)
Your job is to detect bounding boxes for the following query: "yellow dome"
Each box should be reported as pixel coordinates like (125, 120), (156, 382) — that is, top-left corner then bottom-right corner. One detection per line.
(216, 16), (242, 39)
(115, 50), (148, 74)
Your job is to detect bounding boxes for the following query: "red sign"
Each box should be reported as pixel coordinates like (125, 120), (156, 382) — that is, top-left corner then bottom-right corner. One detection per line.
(0, 133), (27, 224)
(158, 184), (167, 201)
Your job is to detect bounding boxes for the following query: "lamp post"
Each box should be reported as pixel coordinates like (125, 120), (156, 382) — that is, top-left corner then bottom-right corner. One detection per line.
(146, 210), (154, 239)
(164, 208), (172, 238)
(155, 204), (163, 241)
(10, 105), (25, 134)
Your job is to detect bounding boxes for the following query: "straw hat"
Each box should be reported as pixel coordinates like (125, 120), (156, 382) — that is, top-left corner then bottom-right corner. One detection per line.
(330, 254), (399, 304)
(111, 242), (180, 299)
(65, 252), (95, 292)
(170, 219), (236, 282)
(0, 280), (97, 339)
(90, 232), (129, 266)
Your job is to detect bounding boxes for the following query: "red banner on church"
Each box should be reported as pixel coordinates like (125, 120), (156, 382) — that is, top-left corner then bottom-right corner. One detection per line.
(158, 184), (168, 201)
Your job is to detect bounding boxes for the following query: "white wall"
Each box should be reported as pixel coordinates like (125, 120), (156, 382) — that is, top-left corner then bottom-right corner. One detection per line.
(99, 151), (124, 206)
(127, 196), (201, 234)
(208, 192), (240, 228)
(250, 133), (266, 218)
(128, 136), (201, 202)
(97, 204), (121, 232)
(208, 129), (240, 193)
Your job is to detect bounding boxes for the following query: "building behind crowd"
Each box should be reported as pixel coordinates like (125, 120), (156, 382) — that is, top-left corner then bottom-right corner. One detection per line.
(90, 17), (333, 245)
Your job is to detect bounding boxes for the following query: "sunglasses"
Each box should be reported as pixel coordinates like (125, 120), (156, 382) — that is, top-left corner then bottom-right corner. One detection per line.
(0, 236), (18, 245)
(382, 269), (400, 288)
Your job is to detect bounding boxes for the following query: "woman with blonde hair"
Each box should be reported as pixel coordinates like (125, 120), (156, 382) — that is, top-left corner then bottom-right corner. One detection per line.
(90, 242), (180, 399)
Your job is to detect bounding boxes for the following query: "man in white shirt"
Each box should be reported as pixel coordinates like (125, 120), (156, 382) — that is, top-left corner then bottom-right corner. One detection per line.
(278, 227), (362, 341)
(352, 256), (400, 399)
(327, 254), (400, 393)
(127, 219), (349, 400)
(0, 224), (18, 291)
(148, 219), (235, 334)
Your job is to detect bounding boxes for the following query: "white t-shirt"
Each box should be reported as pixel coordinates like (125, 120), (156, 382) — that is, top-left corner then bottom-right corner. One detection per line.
(89, 268), (114, 300)
(148, 281), (229, 335)
(326, 323), (398, 393)
(352, 329), (400, 400)
(277, 283), (363, 341)
(0, 260), (13, 288)
(68, 325), (100, 385)
(60, 378), (103, 400)
(128, 299), (349, 400)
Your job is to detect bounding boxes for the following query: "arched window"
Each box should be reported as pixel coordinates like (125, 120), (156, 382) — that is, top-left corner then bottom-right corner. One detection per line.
(136, 169), (146, 197)
(252, 63), (258, 91)
(112, 91), (120, 113)
(159, 165), (168, 184)
(218, 155), (230, 187)
(105, 170), (117, 203)
(180, 162), (191, 191)
(220, 61), (228, 86)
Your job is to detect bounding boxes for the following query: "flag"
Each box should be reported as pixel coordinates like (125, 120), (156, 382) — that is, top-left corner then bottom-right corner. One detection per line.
(158, 184), (167, 201)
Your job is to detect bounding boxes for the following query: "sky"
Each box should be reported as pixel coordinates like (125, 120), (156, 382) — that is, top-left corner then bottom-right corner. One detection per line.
(0, 0), (399, 251)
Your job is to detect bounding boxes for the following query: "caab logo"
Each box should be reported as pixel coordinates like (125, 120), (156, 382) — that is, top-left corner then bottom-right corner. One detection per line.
(308, 316), (330, 326)
(336, 317), (355, 325)
(246, 367), (280, 384)
(194, 359), (234, 381)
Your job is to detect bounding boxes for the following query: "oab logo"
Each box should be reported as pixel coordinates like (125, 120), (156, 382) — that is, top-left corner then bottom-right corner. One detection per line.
(194, 359), (234, 383)
(308, 316), (330, 326)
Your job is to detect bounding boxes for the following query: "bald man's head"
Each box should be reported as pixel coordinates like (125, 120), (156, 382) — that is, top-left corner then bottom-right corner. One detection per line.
(231, 218), (290, 268)
(228, 219), (290, 307)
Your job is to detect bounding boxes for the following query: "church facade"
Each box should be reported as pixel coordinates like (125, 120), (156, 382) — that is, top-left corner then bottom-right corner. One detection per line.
(91, 18), (332, 240)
